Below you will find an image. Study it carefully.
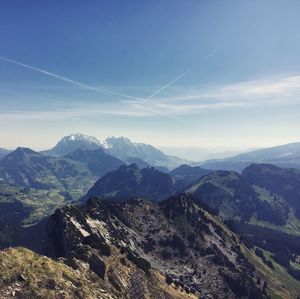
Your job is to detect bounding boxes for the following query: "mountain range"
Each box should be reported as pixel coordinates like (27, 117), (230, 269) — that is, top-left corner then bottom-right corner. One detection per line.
(41, 133), (189, 170)
(200, 142), (300, 172)
(1, 134), (300, 298)
(2, 134), (300, 173)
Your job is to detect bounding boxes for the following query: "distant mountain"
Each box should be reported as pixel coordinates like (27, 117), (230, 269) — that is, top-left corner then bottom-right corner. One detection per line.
(41, 133), (102, 157)
(185, 163), (300, 231)
(103, 136), (190, 169)
(42, 134), (191, 170)
(185, 170), (264, 221)
(125, 156), (150, 169)
(63, 148), (123, 177)
(200, 142), (300, 172)
(242, 164), (300, 219)
(0, 147), (63, 189)
(0, 148), (11, 161)
(87, 164), (182, 201)
(0, 147), (123, 198)
(170, 164), (212, 186)
(160, 146), (248, 162)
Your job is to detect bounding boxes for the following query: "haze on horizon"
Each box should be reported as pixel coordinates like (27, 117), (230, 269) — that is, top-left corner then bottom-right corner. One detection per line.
(1, 0), (300, 151)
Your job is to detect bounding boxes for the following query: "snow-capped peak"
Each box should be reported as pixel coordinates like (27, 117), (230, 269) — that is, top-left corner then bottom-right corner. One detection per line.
(64, 133), (102, 146)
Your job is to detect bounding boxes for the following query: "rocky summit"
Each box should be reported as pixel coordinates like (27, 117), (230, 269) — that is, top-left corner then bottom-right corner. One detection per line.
(45, 195), (266, 299)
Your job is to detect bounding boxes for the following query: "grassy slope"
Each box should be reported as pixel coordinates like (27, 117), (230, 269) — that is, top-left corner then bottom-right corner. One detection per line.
(0, 247), (108, 299)
(242, 245), (300, 299)
(249, 185), (300, 236)
(0, 247), (198, 299)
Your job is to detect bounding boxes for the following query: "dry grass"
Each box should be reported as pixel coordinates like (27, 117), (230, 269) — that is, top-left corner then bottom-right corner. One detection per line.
(0, 247), (110, 299)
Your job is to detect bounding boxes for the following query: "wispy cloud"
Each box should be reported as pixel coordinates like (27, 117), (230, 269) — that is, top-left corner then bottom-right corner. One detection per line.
(1, 55), (300, 119)
(160, 75), (300, 104)
(146, 49), (218, 100)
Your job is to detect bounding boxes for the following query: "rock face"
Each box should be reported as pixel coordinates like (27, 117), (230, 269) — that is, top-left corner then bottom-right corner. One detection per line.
(46, 195), (266, 299)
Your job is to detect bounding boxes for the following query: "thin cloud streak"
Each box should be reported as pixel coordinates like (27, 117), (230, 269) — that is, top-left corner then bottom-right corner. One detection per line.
(0, 56), (142, 101)
(0, 56), (180, 119)
(1, 56), (300, 119)
(0, 49), (217, 120)
(1, 73), (300, 121)
(159, 75), (300, 104)
(146, 48), (218, 100)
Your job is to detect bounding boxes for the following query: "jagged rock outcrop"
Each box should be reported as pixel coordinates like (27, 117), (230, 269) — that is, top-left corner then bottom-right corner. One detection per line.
(46, 195), (266, 299)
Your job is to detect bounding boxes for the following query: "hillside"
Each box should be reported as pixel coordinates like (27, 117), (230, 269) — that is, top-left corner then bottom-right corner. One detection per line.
(184, 164), (300, 287)
(170, 164), (211, 186)
(0, 247), (114, 299)
(185, 164), (300, 230)
(0, 147), (123, 198)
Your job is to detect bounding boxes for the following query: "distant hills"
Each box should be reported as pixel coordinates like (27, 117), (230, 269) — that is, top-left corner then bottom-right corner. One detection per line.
(185, 163), (300, 233)
(0, 146), (123, 197)
(87, 164), (181, 201)
(86, 163), (212, 201)
(200, 142), (300, 172)
(170, 164), (211, 185)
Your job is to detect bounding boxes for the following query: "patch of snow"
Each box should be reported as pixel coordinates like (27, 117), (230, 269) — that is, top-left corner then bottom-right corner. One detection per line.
(280, 152), (292, 157)
(101, 140), (112, 149)
(69, 217), (90, 237)
(86, 217), (111, 243)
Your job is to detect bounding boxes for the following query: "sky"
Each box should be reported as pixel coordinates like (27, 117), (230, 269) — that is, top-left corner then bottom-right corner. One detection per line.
(1, 0), (300, 151)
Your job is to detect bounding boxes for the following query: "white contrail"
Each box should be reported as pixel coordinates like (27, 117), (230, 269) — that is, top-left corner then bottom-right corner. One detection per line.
(0, 49), (217, 119)
(0, 55), (180, 118)
(146, 48), (218, 100)
(0, 56), (140, 101)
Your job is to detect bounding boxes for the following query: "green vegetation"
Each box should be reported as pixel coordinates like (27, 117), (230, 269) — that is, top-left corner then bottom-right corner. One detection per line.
(0, 183), (69, 225)
(243, 245), (300, 299)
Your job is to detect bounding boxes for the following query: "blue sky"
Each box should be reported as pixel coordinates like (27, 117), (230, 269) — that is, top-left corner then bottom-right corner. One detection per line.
(1, 0), (300, 150)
